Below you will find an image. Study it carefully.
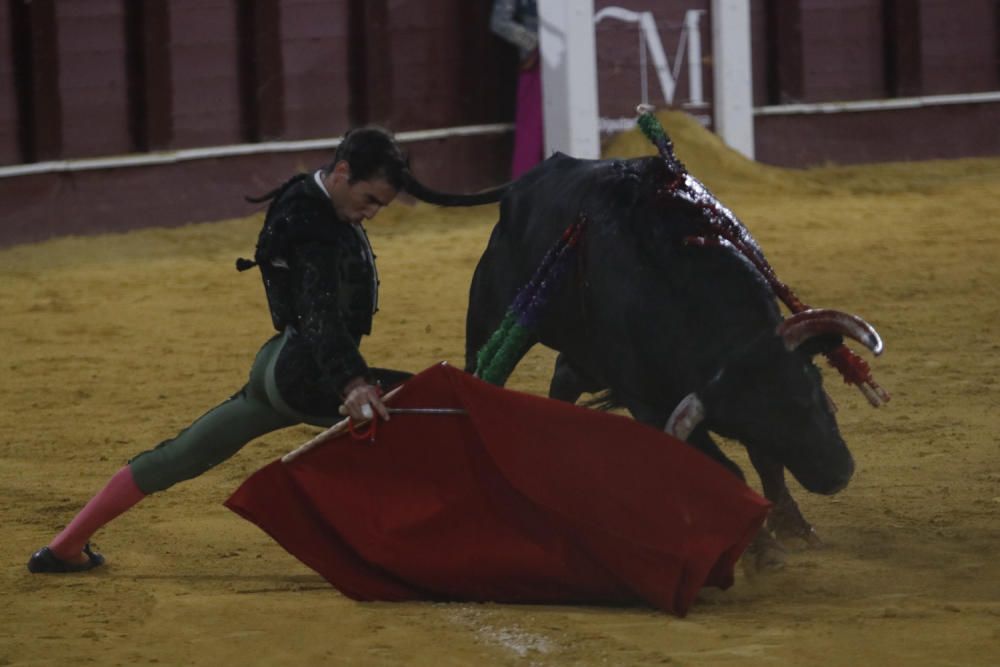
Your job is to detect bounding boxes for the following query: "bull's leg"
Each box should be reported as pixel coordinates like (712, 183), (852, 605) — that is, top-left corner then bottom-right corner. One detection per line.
(685, 429), (745, 482)
(676, 435), (788, 573)
(548, 354), (602, 403)
(747, 447), (823, 548)
(464, 256), (508, 373)
(640, 413), (786, 572)
(742, 529), (788, 574)
(678, 430), (786, 572)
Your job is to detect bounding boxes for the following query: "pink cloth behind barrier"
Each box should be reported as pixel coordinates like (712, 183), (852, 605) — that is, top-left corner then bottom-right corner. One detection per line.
(512, 62), (544, 179)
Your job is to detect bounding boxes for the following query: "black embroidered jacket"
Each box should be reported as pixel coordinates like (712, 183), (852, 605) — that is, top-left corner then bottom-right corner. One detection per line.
(249, 174), (379, 416)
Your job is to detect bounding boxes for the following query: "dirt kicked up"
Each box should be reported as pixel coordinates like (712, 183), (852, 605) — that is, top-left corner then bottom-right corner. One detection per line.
(2, 113), (999, 665)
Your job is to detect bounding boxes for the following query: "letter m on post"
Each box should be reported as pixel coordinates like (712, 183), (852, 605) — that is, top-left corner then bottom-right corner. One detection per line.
(594, 7), (707, 108)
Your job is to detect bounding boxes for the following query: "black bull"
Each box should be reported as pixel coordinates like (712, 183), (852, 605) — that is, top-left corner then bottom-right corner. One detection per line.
(405, 152), (884, 550)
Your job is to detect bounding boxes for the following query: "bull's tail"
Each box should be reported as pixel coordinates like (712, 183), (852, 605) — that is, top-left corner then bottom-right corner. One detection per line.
(403, 172), (512, 207)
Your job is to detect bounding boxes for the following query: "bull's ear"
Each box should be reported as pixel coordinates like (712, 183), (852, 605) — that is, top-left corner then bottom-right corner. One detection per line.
(796, 333), (843, 357)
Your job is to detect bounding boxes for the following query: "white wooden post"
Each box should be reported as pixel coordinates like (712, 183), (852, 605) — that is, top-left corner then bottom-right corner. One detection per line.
(537, 0), (600, 159)
(711, 0), (755, 158)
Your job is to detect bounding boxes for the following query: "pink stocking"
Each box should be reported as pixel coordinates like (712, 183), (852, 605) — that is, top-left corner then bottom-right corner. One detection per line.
(49, 465), (146, 560)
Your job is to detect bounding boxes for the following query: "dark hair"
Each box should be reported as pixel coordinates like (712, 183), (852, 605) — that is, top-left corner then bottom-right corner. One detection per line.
(326, 126), (407, 190)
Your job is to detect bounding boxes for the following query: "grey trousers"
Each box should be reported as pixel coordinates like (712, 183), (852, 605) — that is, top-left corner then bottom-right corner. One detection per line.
(128, 330), (406, 494)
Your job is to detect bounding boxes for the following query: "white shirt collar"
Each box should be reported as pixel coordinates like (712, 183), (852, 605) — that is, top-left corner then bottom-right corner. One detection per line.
(314, 169), (332, 200)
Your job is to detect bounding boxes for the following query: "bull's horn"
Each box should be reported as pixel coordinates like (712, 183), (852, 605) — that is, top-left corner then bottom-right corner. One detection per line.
(777, 308), (884, 356)
(664, 393), (705, 441)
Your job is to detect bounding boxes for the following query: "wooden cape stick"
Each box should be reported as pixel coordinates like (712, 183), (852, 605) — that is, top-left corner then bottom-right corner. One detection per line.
(281, 385), (404, 463)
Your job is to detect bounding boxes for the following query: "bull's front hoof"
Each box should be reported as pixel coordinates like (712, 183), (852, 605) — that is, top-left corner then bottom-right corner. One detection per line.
(742, 531), (787, 576)
(767, 499), (825, 550)
(770, 520), (825, 550)
(776, 525), (824, 550)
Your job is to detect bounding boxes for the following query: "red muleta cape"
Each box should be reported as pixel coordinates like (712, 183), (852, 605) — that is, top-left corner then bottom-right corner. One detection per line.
(225, 363), (770, 616)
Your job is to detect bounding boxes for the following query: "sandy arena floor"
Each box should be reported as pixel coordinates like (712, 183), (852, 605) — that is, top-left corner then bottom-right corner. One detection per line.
(2, 115), (999, 665)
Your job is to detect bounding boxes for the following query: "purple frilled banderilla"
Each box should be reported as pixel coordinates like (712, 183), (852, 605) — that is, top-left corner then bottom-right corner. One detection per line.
(474, 218), (586, 386)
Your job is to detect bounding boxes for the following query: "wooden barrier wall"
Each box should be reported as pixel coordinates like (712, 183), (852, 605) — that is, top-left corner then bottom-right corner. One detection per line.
(1, 0), (998, 245)
(0, 0), (515, 164)
(3, 0), (998, 167)
(0, 0), (517, 246)
(0, 1), (17, 165)
(750, 0), (1000, 165)
(750, 0), (999, 104)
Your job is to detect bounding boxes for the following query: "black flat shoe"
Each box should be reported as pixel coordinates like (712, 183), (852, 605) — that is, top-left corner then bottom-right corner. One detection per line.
(27, 543), (105, 573)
